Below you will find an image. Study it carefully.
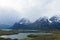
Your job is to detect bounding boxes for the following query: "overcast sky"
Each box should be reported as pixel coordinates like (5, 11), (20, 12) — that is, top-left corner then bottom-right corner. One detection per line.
(0, 0), (59, 25)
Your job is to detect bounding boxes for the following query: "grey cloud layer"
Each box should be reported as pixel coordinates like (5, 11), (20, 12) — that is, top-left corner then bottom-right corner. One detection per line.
(0, 0), (59, 25)
(0, 8), (21, 25)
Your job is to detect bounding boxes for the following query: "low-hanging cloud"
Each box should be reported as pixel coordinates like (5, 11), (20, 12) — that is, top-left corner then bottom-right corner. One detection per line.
(0, 8), (21, 25)
(0, 0), (59, 25)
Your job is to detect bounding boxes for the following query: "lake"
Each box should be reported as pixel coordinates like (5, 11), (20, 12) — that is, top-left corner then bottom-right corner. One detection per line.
(0, 33), (52, 39)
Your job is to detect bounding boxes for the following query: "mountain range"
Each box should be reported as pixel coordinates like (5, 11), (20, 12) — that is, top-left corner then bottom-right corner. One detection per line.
(9, 15), (60, 30)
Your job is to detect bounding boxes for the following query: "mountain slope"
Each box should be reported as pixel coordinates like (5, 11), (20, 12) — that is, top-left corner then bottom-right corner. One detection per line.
(10, 16), (60, 30)
(10, 18), (31, 30)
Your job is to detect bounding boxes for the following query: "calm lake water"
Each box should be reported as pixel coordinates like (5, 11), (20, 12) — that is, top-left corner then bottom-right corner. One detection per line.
(1, 33), (52, 39)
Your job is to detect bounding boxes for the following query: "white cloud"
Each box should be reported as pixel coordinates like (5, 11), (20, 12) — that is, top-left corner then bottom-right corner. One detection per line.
(19, 0), (57, 21)
(0, 0), (60, 24)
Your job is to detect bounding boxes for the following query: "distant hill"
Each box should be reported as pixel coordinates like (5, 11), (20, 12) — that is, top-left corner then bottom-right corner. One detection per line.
(0, 24), (10, 29)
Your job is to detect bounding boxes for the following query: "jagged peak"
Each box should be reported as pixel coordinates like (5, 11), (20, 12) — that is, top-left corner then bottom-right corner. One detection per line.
(18, 18), (31, 25)
(50, 15), (60, 22)
(35, 16), (49, 22)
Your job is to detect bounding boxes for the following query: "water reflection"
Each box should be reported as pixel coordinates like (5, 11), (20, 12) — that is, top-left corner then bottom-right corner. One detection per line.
(1, 33), (52, 39)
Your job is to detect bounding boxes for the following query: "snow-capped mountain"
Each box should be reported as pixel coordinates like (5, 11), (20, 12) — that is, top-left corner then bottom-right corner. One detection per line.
(50, 15), (60, 22)
(10, 15), (60, 30)
(19, 18), (31, 25)
(10, 18), (31, 29)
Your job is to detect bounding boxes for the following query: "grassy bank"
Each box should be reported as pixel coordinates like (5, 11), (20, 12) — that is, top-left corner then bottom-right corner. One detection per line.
(0, 30), (40, 35)
(0, 30), (60, 40)
(21, 31), (60, 40)
(0, 37), (18, 40)
(0, 30), (58, 35)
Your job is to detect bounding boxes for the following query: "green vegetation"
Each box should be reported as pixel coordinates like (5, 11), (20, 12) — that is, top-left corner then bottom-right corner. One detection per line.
(0, 30), (58, 35)
(21, 31), (60, 40)
(0, 30), (60, 40)
(0, 30), (40, 35)
(0, 30), (20, 35)
(0, 37), (18, 40)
